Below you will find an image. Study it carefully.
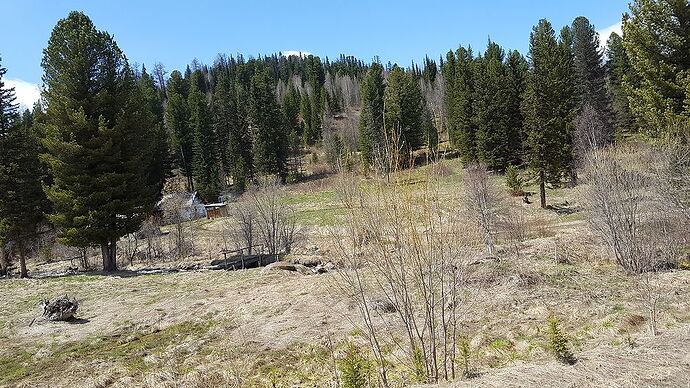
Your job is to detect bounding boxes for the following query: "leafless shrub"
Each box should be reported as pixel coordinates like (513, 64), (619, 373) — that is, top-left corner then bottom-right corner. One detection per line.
(228, 200), (256, 255)
(246, 176), (299, 257)
(162, 194), (195, 259)
(582, 145), (684, 273)
(332, 168), (475, 384)
(464, 164), (505, 255)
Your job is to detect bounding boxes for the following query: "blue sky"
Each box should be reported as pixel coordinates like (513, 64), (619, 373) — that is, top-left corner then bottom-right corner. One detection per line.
(1, 0), (627, 108)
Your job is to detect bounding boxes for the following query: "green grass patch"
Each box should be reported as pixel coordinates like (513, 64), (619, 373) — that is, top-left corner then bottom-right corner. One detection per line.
(0, 320), (215, 386)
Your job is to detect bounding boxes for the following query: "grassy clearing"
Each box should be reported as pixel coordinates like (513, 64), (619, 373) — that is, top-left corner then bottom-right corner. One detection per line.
(0, 320), (215, 386)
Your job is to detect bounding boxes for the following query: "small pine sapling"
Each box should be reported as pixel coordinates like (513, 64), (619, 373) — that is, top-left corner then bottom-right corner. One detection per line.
(547, 316), (576, 365)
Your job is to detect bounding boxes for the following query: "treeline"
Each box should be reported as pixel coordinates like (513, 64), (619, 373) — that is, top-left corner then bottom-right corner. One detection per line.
(2, 1), (690, 274)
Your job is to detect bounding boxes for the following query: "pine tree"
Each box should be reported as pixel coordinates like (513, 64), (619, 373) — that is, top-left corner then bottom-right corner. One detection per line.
(228, 81), (253, 192)
(188, 70), (220, 202)
(522, 19), (576, 208)
(359, 62), (386, 168)
(138, 65), (169, 200)
(384, 65), (424, 164)
(623, 0), (690, 137)
(282, 84), (302, 178)
(505, 50), (529, 166)
(444, 46), (477, 164)
(0, 58), (49, 278)
(250, 68), (288, 181)
(570, 16), (614, 144)
(41, 11), (162, 271)
(166, 70), (194, 190)
(473, 41), (514, 171)
(212, 73), (238, 192)
(606, 33), (636, 135)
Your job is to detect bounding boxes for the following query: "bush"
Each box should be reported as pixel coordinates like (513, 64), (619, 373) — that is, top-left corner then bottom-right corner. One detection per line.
(547, 316), (576, 365)
(458, 334), (474, 378)
(505, 165), (524, 196)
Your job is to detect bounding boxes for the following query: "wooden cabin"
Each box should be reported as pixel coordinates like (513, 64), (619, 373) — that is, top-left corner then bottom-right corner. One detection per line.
(204, 203), (228, 219)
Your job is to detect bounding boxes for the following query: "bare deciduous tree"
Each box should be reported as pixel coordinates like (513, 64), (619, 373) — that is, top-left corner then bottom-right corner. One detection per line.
(246, 177), (298, 258)
(464, 164), (504, 255)
(332, 168), (475, 385)
(583, 146), (684, 273)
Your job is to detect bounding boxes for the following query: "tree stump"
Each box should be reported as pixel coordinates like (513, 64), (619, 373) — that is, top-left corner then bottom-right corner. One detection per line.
(41, 295), (79, 321)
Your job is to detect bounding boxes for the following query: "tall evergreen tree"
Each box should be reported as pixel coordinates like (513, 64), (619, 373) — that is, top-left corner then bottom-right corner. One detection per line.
(283, 83), (303, 178)
(188, 70), (219, 202)
(384, 65), (424, 164)
(138, 65), (169, 199)
(606, 33), (636, 135)
(212, 73), (236, 192)
(228, 81), (253, 191)
(41, 11), (162, 271)
(444, 46), (477, 163)
(166, 70), (194, 190)
(359, 62), (386, 168)
(250, 68), (288, 181)
(623, 0), (690, 137)
(505, 50), (529, 165)
(570, 16), (614, 144)
(522, 19), (577, 208)
(0, 57), (49, 278)
(473, 41), (515, 171)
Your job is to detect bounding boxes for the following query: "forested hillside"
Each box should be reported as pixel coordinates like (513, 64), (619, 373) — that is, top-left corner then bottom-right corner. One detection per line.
(1, 1), (690, 387)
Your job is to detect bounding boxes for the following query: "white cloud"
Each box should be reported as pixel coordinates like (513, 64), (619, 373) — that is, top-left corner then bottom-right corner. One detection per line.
(281, 50), (313, 58)
(598, 21), (623, 49)
(5, 79), (41, 110)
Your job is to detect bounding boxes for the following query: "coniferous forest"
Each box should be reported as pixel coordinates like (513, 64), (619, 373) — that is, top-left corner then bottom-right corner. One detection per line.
(2, 2), (690, 386)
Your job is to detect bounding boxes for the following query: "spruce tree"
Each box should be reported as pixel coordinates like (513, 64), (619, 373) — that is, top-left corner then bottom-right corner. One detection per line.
(359, 62), (386, 168)
(0, 58), (49, 278)
(505, 50), (528, 166)
(623, 0), (690, 137)
(227, 81), (253, 192)
(606, 33), (636, 135)
(522, 19), (576, 208)
(166, 70), (194, 190)
(473, 41), (515, 171)
(42, 11), (162, 271)
(444, 46), (477, 164)
(250, 68), (288, 181)
(282, 84), (302, 178)
(188, 70), (220, 202)
(570, 16), (614, 144)
(212, 73), (235, 192)
(384, 65), (424, 164)
(138, 65), (169, 199)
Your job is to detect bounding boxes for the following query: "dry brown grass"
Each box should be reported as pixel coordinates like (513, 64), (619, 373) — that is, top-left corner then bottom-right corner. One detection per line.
(1, 158), (690, 387)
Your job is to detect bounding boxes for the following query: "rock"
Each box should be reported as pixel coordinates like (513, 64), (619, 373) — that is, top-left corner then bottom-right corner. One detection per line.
(312, 262), (336, 274)
(288, 255), (323, 267)
(261, 261), (310, 275)
(41, 295), (79, 321)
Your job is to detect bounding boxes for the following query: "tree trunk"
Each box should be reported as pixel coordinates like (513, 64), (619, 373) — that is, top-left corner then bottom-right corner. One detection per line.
(101, 239), (118, 272)
(539, 169), (547, 209)
(18, 243), (28, 278)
